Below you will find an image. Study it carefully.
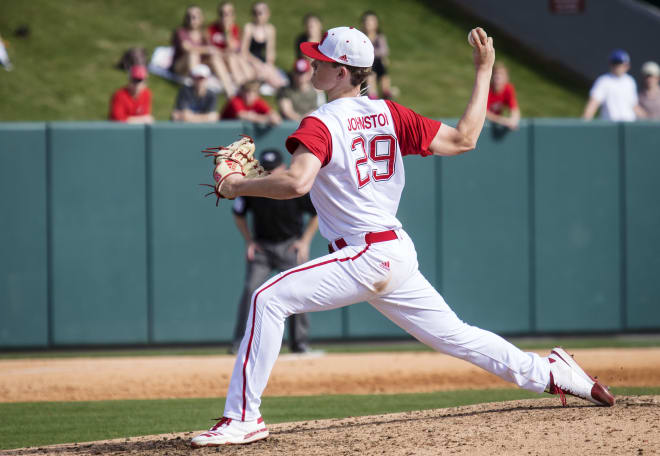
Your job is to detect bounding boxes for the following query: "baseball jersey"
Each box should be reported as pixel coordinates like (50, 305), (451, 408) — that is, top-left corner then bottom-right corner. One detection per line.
(286, 97), (441, 241)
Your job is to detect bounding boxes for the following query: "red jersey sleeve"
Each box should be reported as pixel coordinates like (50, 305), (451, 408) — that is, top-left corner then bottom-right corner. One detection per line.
(385, 100), (441, 157)
(285, 116), (332, 166)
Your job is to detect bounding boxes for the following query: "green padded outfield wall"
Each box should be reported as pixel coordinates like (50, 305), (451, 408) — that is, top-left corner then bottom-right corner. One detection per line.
(49, 123), (148, 344)
(439, 122), (531, 333)
(149, 122), (246, 343)
(533, 120), (622, 332)
(1, 120), (660, 349)
(624, 122), (660, 329)
(0, 124), (48, 347)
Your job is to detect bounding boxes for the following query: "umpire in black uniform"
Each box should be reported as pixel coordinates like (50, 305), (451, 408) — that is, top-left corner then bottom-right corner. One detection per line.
(231, 148), (318, 354)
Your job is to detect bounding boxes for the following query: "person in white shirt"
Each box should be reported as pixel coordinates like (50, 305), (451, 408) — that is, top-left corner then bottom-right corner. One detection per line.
(583, 49), (645, 121)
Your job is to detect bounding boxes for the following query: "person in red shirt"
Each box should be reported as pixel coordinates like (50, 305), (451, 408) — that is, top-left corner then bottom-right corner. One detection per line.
(109, 65), (154, 123)
(221, 80), (281, 125)
(487, 63), (520, 130)
(207, 2), (254, 87)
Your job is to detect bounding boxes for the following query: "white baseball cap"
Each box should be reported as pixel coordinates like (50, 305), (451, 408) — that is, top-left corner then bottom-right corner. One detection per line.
(300, 26), (374, 68)
(191, 63), (211, 79)
(641, 61), (660, 77)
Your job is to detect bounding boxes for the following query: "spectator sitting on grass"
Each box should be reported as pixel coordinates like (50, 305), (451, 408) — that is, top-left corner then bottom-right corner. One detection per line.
(582, 49), (645, 121)
(241, 1), (287, 91)
(487, 63), (520, 130)
(361, 11), (395, 100)
(109, 65), (154, 123)
(221, 80), (281, 125)
(638, 61), (660, 120)
(208, 2), (254, 88)
(277, 58), (323, 121)
(294, 13), (323, 60)
(171, 64), (219, 123)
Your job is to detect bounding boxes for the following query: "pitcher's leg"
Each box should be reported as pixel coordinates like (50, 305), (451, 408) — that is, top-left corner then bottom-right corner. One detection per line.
(224, 249), (374, 421)
(370, 272), (549, 393)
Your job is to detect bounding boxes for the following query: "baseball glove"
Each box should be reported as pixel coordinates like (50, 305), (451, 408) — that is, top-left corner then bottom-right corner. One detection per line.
(200, 134), (267, 205)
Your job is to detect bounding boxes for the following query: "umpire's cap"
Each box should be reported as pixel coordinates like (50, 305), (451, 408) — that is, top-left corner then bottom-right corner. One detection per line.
(259, 149), (283, 171)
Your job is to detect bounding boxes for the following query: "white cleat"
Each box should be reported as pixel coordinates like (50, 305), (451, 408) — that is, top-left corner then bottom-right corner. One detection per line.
(191, 416), (269, 447)
(546, 347), (615, 407)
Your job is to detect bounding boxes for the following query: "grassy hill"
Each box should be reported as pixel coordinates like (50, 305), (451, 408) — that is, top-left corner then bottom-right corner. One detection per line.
(0, 0), (587, 121)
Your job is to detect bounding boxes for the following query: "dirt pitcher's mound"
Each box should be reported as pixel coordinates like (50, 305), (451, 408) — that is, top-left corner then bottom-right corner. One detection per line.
(6, 396), (659, 456)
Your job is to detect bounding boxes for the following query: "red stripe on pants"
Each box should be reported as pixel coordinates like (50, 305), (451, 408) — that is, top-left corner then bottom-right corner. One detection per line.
(241, 244), (371, 420)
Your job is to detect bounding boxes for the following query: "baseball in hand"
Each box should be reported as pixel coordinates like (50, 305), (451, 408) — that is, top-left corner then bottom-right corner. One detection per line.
(468, 29), (477, 47)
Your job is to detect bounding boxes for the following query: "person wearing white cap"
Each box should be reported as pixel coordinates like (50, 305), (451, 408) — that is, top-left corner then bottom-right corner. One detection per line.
(191, 25), (613, 448)
(639, 61), (660, 119)
(171, 64), (219, 123)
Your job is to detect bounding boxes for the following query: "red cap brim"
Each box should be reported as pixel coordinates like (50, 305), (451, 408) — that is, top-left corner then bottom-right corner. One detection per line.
(300, 42), (335, 63)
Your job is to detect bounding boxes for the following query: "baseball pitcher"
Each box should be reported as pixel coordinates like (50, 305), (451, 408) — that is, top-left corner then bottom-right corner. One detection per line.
(193, 26), (614, 447)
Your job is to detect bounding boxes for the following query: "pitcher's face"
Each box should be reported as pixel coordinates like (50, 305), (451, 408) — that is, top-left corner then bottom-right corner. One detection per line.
(311, 60), (340, 91)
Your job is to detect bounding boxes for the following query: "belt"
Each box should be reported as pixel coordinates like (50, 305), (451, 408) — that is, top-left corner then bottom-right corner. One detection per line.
(328, 230), (398, 253)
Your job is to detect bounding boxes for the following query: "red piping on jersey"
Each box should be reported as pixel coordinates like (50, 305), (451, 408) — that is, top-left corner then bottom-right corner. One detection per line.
(241, 244), (371, 420)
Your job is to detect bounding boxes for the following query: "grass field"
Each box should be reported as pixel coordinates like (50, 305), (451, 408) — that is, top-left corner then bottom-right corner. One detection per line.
(2, 387), (659, 450)
(2, 339), (659, 449)
(0, 0), (587, 121)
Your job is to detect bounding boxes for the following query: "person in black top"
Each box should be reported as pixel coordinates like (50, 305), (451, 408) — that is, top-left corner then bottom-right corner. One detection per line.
(240, 1), (286, 91)
(231, 148), (318, 354)
(294, 13), (323, 59)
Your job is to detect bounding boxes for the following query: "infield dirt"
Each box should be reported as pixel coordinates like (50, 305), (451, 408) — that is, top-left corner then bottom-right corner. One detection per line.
(2, 348), (659, 402)
(2, 348), (660, 455)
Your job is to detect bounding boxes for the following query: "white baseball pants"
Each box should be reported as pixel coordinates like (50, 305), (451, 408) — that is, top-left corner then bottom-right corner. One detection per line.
(223, 229), (550, 421)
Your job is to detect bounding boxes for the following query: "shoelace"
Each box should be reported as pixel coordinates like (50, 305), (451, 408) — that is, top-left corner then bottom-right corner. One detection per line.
(549, 355), (591, 406)
(548, 372), (567, 406)
(210, 417), (232, 431)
